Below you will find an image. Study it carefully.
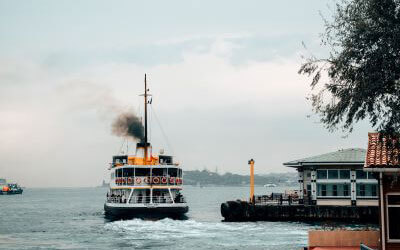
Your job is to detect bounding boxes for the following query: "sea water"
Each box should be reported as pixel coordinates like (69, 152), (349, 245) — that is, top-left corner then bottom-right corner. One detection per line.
(0, 186), (350, 249)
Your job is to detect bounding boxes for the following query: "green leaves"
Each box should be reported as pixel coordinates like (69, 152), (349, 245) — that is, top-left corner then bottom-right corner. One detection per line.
(300, 0), (400, 134)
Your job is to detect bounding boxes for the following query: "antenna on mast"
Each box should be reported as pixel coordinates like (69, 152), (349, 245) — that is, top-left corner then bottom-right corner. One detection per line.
(144, 74), (148, 163)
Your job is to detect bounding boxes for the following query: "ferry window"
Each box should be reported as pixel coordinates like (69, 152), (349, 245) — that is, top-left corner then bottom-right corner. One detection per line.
(387, 194), (400, 240)
(339, 170), (350, 179)
(152, 168), (163, 176)
(135, 168), (150, 177)
(317, 170), (327, 179)
(168, 168), (178, 177)
(123, 168), (133, 177)
(328, 170), (339, 179)
(116, 168), (122, 177)
(356, 170), (367, 179)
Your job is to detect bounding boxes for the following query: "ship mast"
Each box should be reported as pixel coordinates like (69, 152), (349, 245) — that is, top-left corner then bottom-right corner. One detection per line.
(144, 74), (148, 163)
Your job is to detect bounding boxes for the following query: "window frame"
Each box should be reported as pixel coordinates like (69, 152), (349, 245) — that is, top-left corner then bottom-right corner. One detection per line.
(386, 193), (400, 242)
(356, 183), (378, 198)
(356, 170), (368, 179)
(339, 170), (350, 179)
(328, 169), (339, 179)
(317, 170), (327, 179)
(317, 183), (351, 198)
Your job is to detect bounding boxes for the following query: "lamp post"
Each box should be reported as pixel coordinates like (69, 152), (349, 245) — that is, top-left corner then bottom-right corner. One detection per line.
(248, 159), (255, 203)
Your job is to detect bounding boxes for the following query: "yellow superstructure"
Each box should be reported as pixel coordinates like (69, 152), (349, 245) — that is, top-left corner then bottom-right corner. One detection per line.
(127, 156), (159, 165)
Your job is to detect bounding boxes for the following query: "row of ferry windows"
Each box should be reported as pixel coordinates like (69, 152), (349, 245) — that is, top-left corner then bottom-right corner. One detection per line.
(114, 168), (182, 178)
(315, 170), (374, 179)
(316, 183), (378, 197)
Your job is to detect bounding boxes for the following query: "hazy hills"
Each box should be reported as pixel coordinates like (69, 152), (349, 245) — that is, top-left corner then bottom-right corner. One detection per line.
(183, 170), (297, 186)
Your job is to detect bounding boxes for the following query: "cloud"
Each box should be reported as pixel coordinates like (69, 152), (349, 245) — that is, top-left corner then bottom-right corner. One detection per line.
(0, 37), (369, 187)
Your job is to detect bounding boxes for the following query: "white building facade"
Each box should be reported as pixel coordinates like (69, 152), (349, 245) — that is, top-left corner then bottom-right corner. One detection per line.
(284, 148), (378, 206)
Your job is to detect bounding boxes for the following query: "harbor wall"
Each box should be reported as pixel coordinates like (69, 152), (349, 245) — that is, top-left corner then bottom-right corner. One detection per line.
(220, 200), (379, 223)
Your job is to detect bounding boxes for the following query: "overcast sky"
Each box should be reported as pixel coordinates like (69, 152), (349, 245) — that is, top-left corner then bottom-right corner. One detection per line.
(0, 0), (372, 187)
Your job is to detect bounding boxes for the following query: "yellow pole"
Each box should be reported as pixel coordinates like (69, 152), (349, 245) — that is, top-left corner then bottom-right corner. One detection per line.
(248, 159), (255, 203)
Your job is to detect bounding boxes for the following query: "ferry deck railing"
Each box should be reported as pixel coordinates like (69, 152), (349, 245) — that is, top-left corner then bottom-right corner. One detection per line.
(106, 196), (186, 204)
(113, 176), (183, 186)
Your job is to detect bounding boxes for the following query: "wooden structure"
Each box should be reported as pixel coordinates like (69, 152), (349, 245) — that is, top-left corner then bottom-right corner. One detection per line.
(365, 133), (400, 250)
(308, 230), (379, 250)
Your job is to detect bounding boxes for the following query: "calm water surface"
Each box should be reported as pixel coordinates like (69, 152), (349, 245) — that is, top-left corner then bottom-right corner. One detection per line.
(0, 186), (324, 249)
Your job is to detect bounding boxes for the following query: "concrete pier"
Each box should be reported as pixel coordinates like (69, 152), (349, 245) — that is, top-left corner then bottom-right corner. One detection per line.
(220, 200), (379, 223)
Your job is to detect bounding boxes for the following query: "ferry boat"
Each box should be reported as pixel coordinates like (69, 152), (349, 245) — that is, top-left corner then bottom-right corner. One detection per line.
(104, 75), (189, 219)
(0, 179), (23, 195)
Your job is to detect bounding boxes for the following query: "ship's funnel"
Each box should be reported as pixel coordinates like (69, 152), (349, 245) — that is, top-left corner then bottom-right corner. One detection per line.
(135, 141), (152, 159)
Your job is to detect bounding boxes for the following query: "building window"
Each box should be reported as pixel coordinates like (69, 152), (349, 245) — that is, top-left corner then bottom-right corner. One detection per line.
(307, 172), (311, 178)
(328, 170), (339, 179)
(356, 183), (378, 197)
(317, 183), (350, 197)
(371, 185), (377, 197)
(343, 184), (349, 196)
(356, 170), (367, 179)
(317, 170), (327, 179)
(367, 172), (375, 179)
(321, 184), (326, 196)
(387, 194), (400, 241)
(332, 184), (338, 196)
(359, 184), (365, 196)
(339, 170), (350, 179)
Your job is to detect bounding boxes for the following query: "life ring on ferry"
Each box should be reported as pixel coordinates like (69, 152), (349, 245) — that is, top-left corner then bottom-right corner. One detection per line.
(115, 178), (119, 185)
(144, 177), (150, 184)
(121, 178), (126, 184)
(153, 177), (160, 184)
(135, 177), (142, 184)
(127, 177), (133, 184)
(161, 177), (167, 184)
(169, 177), (175, 184)
(176, 178), (182, 184)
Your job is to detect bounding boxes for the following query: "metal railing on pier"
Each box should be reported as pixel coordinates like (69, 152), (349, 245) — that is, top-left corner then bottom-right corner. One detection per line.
(254, 193), (299, 205)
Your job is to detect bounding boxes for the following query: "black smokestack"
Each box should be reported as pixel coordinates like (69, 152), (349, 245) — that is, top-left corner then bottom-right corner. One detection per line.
(111, 112), (144, 141)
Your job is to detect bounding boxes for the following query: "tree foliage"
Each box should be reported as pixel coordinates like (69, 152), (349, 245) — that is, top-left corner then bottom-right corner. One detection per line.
(299, 0), (400, 134)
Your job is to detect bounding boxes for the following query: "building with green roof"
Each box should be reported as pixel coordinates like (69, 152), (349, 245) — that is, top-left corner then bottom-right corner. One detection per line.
(284, 148), (378, 206)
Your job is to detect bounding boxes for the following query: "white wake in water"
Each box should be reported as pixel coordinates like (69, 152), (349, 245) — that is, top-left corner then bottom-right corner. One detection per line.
(104, 218), (310, 249)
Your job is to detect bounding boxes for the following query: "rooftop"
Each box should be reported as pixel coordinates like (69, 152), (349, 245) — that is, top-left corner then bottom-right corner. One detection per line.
(365, 132), (400, 169)
(283, 148), (366, 167)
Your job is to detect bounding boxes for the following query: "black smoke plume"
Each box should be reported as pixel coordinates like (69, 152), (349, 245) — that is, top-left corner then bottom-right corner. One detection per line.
(112, 112), (144, 140)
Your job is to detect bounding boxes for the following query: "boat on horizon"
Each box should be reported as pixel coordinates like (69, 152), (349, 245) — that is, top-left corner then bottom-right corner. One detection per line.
(104, 75), (189, 219)
(0, 179), (23, 195)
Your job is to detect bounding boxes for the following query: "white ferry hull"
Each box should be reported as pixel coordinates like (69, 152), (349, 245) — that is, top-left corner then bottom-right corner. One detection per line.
(104, 202), (189, 219)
